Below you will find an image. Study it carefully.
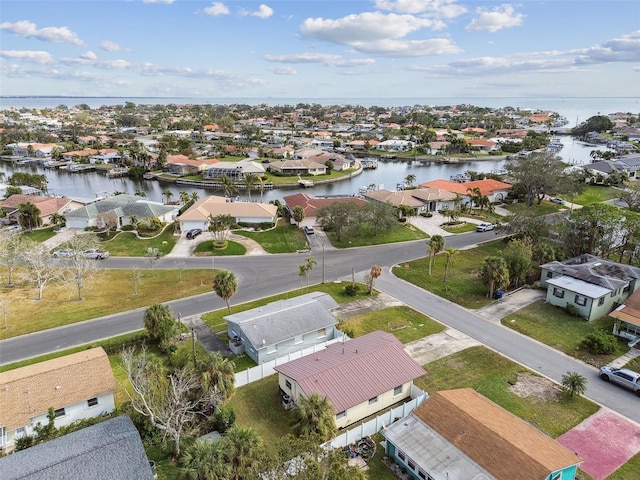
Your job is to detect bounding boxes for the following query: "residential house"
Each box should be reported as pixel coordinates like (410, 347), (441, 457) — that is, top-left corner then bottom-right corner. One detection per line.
(274, 330), (425, 429)
(178, 195), (278, 232)
(376, 139), (414, 152)
(540, 254), (640, 321)
(7, 143), (60, 158)
(420, 178), (513, 204)
(282, 193), (366, 228)
(225, 291), (341, 364)
(609, 289), (640, 345)
(0, 194), (81, 226)
(202, 158), (265, 180)
(0, 347), (117, 453)
(382, 388), (582, 480)
(164, 154), (219, 176)
(0, 415), (155, 480)
(267, 159), (327, 176)
(362, 188), (457, 215)
(467, 138), (499, 154)
(64, 194), (178, 229)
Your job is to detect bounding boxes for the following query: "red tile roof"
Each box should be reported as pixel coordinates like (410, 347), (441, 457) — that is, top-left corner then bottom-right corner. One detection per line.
(1, 194), (72, 216)
(274, 331), (425, 413)
(420, 178), (512, 196)
(282, 193), (366, 217)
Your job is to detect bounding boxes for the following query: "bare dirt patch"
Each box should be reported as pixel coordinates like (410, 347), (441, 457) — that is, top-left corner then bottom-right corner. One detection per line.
(508, 373), (563, 401)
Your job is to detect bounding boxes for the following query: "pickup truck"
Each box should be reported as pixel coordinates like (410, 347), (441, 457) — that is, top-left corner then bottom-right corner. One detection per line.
(599, 366), (640, 396)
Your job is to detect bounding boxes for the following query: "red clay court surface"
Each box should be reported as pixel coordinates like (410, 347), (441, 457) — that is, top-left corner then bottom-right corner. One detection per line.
(557, 408), (640, 480)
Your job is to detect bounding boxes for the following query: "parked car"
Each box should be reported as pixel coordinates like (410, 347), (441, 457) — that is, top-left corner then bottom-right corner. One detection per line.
(186, 228), (203, 239)
(476, 223), (496, 232)
(52, 248), (75, 258)
(599, 366), (640, 396)
(303, 225), (314, 235)
(82, 248), (110, 260)
(550, 197), (566, 205)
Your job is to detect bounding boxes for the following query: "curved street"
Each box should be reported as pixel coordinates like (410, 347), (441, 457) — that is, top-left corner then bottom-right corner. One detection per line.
(2, 229), (640, 425)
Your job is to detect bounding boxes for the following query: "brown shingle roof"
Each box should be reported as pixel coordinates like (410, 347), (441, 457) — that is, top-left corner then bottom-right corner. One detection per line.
(0, 194), (73, 216)
(282, 193), (365, 217)
(0, 348), (117, 430)
(414, 389), (582, 480)
(274, 331), (425, 413)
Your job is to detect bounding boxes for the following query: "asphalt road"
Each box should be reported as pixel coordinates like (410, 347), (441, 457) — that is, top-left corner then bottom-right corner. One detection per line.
(3, 229), (639, 425)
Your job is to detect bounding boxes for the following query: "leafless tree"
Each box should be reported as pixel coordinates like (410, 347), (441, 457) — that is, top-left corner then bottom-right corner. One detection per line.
(0, 299), (9, 330)
(0, 230), (26, 286)
(121, 346), (208, 457)
(62, 234), (102, 300)
(20, 241), (61, 300)
(146, 247), (160, 272)
(174, 260), (185, 283)
(131, 265), (142, 295)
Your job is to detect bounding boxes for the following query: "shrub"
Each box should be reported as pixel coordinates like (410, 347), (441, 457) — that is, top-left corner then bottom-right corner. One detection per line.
(420, 212), (433, 218)
(345, 284), (359, 296)
(581, 330), (617, 355)
(213, 404), (236, 433)
(121, 224), (135, 231)
(564, 304), (582, 318)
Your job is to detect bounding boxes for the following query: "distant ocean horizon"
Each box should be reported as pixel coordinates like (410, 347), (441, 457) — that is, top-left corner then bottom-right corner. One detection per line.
(1, 95), (638, 128)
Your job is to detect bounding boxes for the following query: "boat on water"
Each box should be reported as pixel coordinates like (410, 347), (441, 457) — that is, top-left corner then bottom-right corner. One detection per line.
(547, 137), (564, 152)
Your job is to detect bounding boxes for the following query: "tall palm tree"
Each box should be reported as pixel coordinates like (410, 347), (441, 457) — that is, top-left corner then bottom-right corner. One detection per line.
(427, 235), (445, 275)
(292, 392), (337, 440)
(562, 371), (587, 398)
(17, 202), (42, 231)
(180, 440), (230, 480)
(256, 176), (266, 203)
(191, 191), (199, 202)
(223, 427), (262, 480)
(243, 173), (258, 202)
(134, 189), (146, 197)
(220, 174), (237, 198)
(179, 191), (190, 204)
(163, 189), (174, 204)
(49, 212), (65, 228)
(443, 247), (459, 282)
(200, 352), (235, 408)
(479, 255), (510, 299)
(213, 270), (238, 314)
(405, 174), (416, 188)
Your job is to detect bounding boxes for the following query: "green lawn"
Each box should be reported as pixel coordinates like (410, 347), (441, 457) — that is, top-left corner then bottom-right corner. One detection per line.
(508, 201), (560, 216)
(501, 300), (629, 366)
(329, 222), (428, 248)
(234, 220), (307, 253)
(193, 240), (247, 256)
(607, 452), (640, 480)
(392, 240), (506, 309)
(99, 227), (178, 256)
(441, 221), (478, 234)
(337, 305), (444, 343)
(572, 185), (621, 205)
(415, 346), (599, 438)
(22, 226), (58, 242)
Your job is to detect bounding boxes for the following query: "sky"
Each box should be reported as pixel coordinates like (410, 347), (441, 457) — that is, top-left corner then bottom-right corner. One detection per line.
(0, 0), (639, 99)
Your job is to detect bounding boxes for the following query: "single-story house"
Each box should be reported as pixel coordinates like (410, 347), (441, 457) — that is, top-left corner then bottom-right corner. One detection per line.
(282, 193), (366, 227)
(165, 154), (219, 175)
(225, 291), (341, 364)
(467, 138), (499, 153)
(178, 195), (278, 232)
(420, 178), (513, 204)
(607, 289), (640, 345)
(64, 194), (178, 229)
(382, 388), (583, 480)
(7, 143), (60, 158)
(0, 183), (41, 199)
(202, 158), (265, 180)
(0, 194), (81, 226)
(267, 159), (327, 176)
(0, 347), (117, 453)
(376, 139), (414, 152)
(274, 330), (425, 429)
(362, 188), (457, 215)
(0, 415), (154, 480)
(540, 254), (640, 321)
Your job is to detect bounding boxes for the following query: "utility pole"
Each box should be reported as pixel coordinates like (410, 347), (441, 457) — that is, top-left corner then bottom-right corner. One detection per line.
(191, 328), (197, 369)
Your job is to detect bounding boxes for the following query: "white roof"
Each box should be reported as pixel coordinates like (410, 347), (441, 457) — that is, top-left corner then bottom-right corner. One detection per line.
(546, 276), (611, 298)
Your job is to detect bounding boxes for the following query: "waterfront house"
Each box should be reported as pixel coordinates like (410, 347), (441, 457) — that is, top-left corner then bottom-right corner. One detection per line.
(0, 193), (80, 226)
(375, 139), (414, 152)
(420, 178), (513, 204)
(178, 195), (278, 232)
(0, 415), (154, 480)
(274, 331), (425, 429)
(7, 142), (60, 158)
(0, 348), (117, 453)
(63, 194), (178, 229)
(467, 138), (499, 154)
(267, 158), (327, 176)
(282, 193), (366, 228)
(540, 254), (640, 321)
(382, 388), (582, 480)
(362, 188), (457, 215)
(164, 154), (219, 175)
(225, 292), (340, 364)
(202, 158), (266, 180)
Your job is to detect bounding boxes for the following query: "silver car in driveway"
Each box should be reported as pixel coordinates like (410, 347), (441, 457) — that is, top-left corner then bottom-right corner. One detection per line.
(599, 366), (640, 396)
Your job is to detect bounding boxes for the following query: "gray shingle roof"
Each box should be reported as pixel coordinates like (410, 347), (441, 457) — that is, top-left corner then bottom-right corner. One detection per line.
(541, 254), (640, 290)
(64, 194), (176, 220)
(225, 291), (338, 348)
(0, 415), (154, 480)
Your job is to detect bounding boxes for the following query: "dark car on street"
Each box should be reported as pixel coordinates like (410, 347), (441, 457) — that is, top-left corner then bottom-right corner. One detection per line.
(186, 228), (203, 239)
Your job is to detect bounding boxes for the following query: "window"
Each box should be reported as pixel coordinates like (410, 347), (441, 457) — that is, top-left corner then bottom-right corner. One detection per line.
(408, 460), (416, 470)
(14, 427), (26, 439)
(87, 397), (98, 407)
(611, 290), (617, 298)
(368, 396), (378, 405)
(623, 285), (630, 293)
(393, 385), (403, 396)
(546, 271), (552, 278)
(598, 297), (605, 306)
(285, 380), (292, 390)
(397, 450), (405, 461)
(552, 287), (564, 299)
(574, 295), (587, 306)
(336, 411), (346, 419)
(317, 328), (326, 339)
(551, 473), (561, 480)
(418, 471), (427, 480)
(54, 408), (66, 417)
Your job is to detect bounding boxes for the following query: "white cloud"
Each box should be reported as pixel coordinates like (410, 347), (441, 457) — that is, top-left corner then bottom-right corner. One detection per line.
(0, 20), (84, 45)
(300, 12), (443, 46)
(351, 38), (461, 57)
(575, 30), (640, 64)
(100, 41), (123, 52)
(268, 65), (297, 75)
(374, 0), (467, 19)
(142, 0), (175, 4)
(204, 2), (230, 16)
(334, 58), (376, 67)
(466, 4), (524, 33)
(417, 56), (580, 76)
(80, 51), (98, 61)
(0, 50), (54, 64)
(241, 4), (274, 19)
(263, 52), (342, 64)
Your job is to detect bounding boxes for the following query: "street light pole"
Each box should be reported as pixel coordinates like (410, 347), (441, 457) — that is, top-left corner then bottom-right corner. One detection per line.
(322, 243), (325, 284)
(191, 328), (197, 368)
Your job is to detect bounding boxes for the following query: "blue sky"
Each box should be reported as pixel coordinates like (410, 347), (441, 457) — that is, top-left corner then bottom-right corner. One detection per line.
(1, 0), (639, 99)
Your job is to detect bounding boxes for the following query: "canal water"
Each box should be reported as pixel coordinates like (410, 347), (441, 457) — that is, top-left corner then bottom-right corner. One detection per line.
(0, 136), (612, 204)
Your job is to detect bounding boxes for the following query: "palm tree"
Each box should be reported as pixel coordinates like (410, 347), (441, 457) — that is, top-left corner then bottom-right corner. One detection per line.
(191, 191), (199, 202)
(562, 371), (587, 398)
(134, 189), (146, 197)
(128, 214), (138, 228)
(243, 173), (258, 201)
(163, 189), (174, 204)
(49, 212), (65, 228)
(427, 235), (445, 275)
(179, 191), (190, 204)
(292, 392), (337, 440)
(17, 202), (42, 231)
(223, 427), (262, 480)
(479, 255), (510, 299)
(256, 175), (266, 203)
(298, 256), (316, 290)
(213, 270), (238, 314)
(220, 174), (237, 198)
(200, 352), (235, 408)
(443, 247), (459, 282)
(466, 187), (482, 213)
(405, 173), (416, 188)
(180, 440), (231, 480)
